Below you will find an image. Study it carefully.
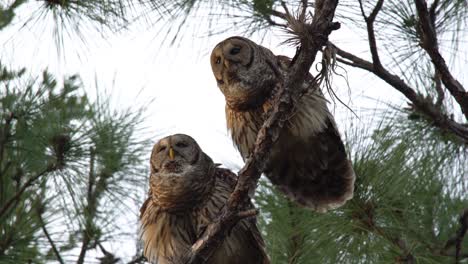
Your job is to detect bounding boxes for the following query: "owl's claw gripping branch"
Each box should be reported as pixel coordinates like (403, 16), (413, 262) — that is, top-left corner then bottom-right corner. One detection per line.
(182, 1), (341, 263)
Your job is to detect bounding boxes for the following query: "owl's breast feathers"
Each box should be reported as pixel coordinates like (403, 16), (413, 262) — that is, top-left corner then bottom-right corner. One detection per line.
(139, 167), (269, 264)
(226, 55), (355, 212)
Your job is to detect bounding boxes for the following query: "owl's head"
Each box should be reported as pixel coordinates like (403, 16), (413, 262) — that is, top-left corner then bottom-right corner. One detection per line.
(150, 134), (215, 210)
(210, 36), (279, 111)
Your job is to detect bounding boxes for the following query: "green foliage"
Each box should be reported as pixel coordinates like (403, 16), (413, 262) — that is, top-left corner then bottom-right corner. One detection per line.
(0, 64), (150, 263)
(256, 113), (467, 263)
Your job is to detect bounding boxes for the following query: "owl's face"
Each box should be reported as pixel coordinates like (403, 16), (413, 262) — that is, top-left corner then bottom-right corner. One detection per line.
(210, 36), (278, 110)
(151, 134), (201, 175)
(149, 134), (214, 210)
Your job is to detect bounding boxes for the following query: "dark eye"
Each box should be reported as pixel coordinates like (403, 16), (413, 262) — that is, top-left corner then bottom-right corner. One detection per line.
(158, 146), (166, 153)
(230, 47), (241, 55)
(215, 57), (221, 64)
(176, 142), (188, 148)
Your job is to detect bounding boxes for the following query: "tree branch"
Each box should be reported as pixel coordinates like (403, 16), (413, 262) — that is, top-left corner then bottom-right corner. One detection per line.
(77, 147), (96, 264)
(443, 209), (468, 263)
(455, 209), (468, 263)
(355, 202), (415, 263)
(37, 209), (65, 264)
(414, 0), (468, 120)
(332, 43), (468, 144)
(434, 71), (444, 108)
(0, 164), (56, 218)
(181, 1), (341, 263)
(361, 0), (385, 70)
(0, 112), (15, 170)
(126, 255), (146, 264)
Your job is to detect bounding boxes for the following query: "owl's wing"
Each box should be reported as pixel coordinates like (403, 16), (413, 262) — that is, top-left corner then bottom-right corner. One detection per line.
(140, 188), (198, 264)
(210, 168), (270, 264)
(139, 189), (152, 219)
(266, 115), (355, 212)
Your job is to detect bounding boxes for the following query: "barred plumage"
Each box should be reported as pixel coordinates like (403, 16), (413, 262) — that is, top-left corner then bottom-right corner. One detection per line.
(139, 134), (268, 264)
(210, 36), (355, 212)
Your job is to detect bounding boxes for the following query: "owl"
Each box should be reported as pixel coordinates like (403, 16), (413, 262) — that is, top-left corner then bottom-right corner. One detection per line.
(210, 36), (355, 212)
(139, 134), (268, 264)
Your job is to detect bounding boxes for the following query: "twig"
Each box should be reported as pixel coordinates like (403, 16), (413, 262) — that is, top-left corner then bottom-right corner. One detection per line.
(97, 242), (120, 264)
(443, 209), (468, 263)
(126, 255), (146, 264)
(0, 112), (15, 170)
(429, 0), (439, 27)
(361, 0), (385, 70)
(0, 112), (15, 198)
(181, 1), (341, 263)
(355, 202), (415, 263)
(0, 164), (56, 218)
(287, 201), (304, 264)
(37, 209), (65, 264)
(414, 0), (468, 120)
(77, 147), (96, 264)
(455, 209), (468, 263)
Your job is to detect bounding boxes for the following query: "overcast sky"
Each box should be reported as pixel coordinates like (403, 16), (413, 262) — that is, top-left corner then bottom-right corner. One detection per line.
(0, 2), (411, 262)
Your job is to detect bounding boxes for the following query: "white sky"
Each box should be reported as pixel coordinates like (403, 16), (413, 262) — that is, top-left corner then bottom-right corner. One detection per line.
(0, 2), (417, 262)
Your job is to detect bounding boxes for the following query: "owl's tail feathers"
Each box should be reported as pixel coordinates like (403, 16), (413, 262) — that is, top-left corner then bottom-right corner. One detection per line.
(274, 161), (356, 213)
(309, 163), (355, 213)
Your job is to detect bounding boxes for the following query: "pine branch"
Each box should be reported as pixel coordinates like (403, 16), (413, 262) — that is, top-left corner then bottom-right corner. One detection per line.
(414, 0), (468, 120)
(126, 255), (146, 264)
(180, 1), (341, 263)
(77, 147), (96, 264)
(37, 209), (65, 264)
(355, 201), (415, 263)
(455, 209), (468, 263)
(97, 242), (120, 264)
(287, 201), (304, 264)
(358, 0), (384, 70)
(332, 43), (468, 144)
(0, 112), (15, 205)
(434, 70), (444, 108)
(443, 209), (468, 263)
(0, 164), (56, 218)
(0, 112), (15, 174)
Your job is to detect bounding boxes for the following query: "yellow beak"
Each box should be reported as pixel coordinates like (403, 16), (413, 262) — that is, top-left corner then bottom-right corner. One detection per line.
(169, 147), (175, 160)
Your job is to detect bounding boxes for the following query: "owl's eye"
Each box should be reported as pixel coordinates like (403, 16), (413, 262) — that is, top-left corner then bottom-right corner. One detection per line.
(215, 57), (221, 64)
(176, 142), (188, 148)
(230, 47), (241, 55)
(158, 146), (166, 153)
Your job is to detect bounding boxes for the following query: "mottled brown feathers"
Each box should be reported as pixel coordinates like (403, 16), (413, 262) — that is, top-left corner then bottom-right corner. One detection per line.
(211, 37), (355, 212)
(139, 134), (268, 264)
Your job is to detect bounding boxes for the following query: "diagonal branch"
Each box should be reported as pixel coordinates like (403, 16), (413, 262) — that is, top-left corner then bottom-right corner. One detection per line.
(414, 0), (468, 120)
(0, 164), (56, 218)
(181, 1), (341, 263)
(332, 43), (468, 144)
(37, 208), (65, 264)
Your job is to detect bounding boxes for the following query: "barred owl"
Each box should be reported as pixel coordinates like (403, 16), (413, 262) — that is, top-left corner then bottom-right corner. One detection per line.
(139, 134), (268, 264)
(210, 36), (355, 212)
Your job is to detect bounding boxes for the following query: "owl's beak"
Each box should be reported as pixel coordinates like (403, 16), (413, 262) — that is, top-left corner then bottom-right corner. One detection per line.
(169, 147), (175, 160)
